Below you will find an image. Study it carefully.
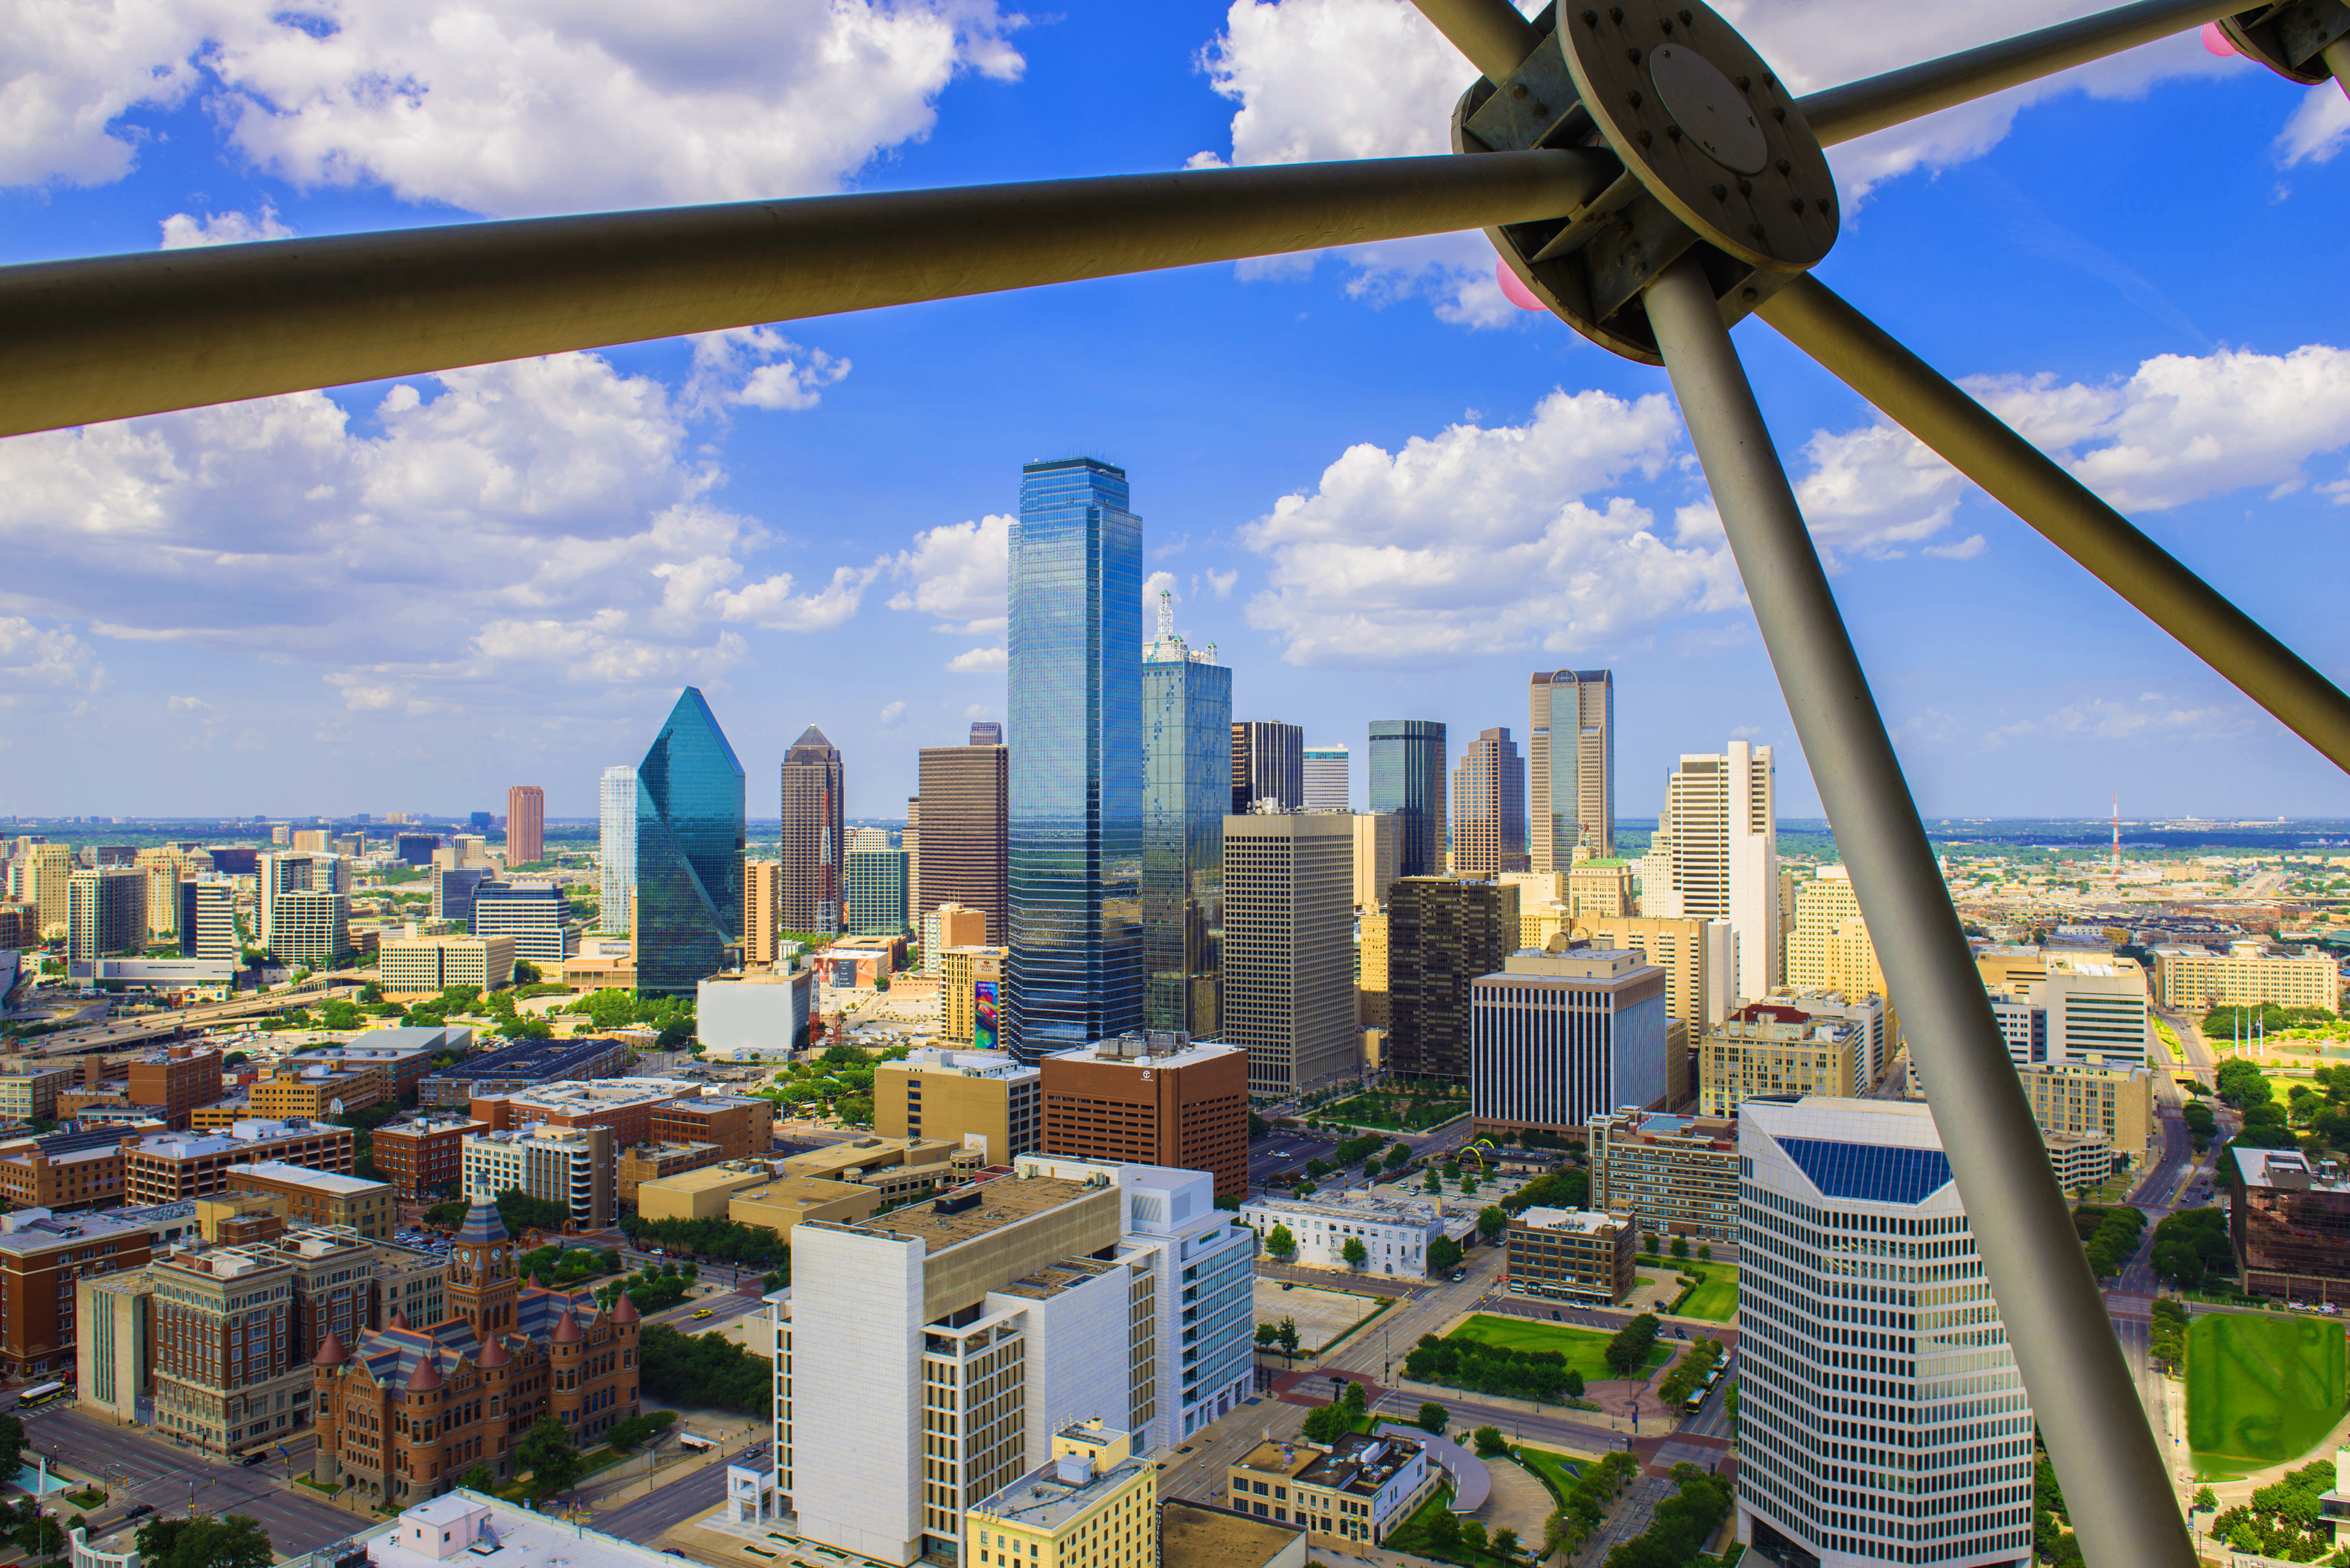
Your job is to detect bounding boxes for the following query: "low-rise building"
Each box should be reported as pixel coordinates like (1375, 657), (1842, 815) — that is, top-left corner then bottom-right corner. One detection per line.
(380, 934), (518, 1001)
(1586, 1109), (1738, 1243)
(0, 1067), (75, 1125)
(0, 1126), (135, 1211)
(1504, 1207), (1637, 1303)
(648, 1093), (774, 1159)
(1158, 1500), (1307, 1568)
(126, 1119), (357, 1204)
(417, 1036), (631, 1108)
(875, 1047), (1040, 1164)
(1696, 1002), (1863, 1116)
(967, 1420), (1157, 1568)
(698, 968), (812, 1055)
(1223, 1430), (1436, 1548)
(226, 1161), (396, 1239)
(2043, 1129), (2116, 1195)
(615, 1141), (722, 1204)
(636, 1162), (777, 1222)
(724, 1175), (885, 1236)
(2231, 1146), (2350, 1305)
(468, 1077), (703, 1146)
(2155, 942), (2340, 1013)
(282, 1027), (469, 1100)
(1235, 1195), (1445, 1279)
(372, 1113), (490, 1200)
(250, 1060), (392, 1120)
(146, 1239), (307, 1454)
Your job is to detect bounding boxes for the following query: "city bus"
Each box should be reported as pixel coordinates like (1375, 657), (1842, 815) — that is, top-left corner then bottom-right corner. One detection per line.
(15, 1382), (66, 1408)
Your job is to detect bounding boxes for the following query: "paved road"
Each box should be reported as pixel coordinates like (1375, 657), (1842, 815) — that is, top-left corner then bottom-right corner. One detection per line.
(28, 1408), (364, 1557)
(594, 1457), (732, 1542)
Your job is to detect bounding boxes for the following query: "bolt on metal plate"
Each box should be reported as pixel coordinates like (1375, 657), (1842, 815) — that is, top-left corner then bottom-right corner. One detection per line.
(1648, 44), (1768, 173)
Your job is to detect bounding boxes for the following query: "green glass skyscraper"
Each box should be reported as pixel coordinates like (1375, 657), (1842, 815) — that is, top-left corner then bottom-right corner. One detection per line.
(1142, 590), (1230, 1036)
(1368, 719), (1447, 878)
(633, 686), (746, 995)
(1005, 456), (1143, 1060)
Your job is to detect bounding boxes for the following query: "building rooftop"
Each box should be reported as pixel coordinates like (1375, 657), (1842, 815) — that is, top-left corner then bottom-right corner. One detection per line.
(1515, 1207), (1625, 1234)
(1234, 1439), (1317, 1480)
(228, 1161), (385, 1195)
(133, 1119), (344, 1160)
(360, 1491), (689, 1568)
(488, 1078), (702, 1116)
(1295, 1430), (1427, 1498)
(838, 1172), (1105, 1255)
(1047, 1034), (1244, 1073)
(419, 1037), (630, 1081)
(0, 1201), (191, 1255)
(995, 1254), (1120, 1301)
(642, 1163), (776, 1197)
(2236, 1147), (2350, 1193)
(971, 1449), (1150, 1531)
(1241, 1194), (1443, 1227)
(1158, 1501), (1304, 1568)
(1499, 948), (1659, 981)
(886, 1048), (1039, 1081)
(776, 1135), (956, 1181)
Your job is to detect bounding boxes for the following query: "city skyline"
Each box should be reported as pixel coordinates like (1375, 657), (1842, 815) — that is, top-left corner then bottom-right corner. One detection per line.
(2, 7), (2346, 822)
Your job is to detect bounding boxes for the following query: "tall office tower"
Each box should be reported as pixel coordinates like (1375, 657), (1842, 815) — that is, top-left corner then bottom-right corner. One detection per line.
(1469, 948), (1667, 1138)
(969, 720), (1003, 745)
(1639, 740), (1780, 1002)
(1386, 877), (1518, 1082)
(267, 888), (350, 968)
(1735, 1098), (2033, 1568)
(1005, 457), (1143, 1061)
(67, 869), (145, 963)
(506, 785), (545, 864)
(1450, 726), (1528, 876)
(256, 852), (344, 949)
(903, 796), (920, 915)
(633, 686), (746, 995)
(597, 763), (637, 936)
(1351, 811), (1400, 909)
(471, 881), (568, 968)
(845, 843), (909, 934)
(1569, 915), (1736, 1030)
(134, 846), (187, 940)
(1221, 811), (1356, 1096)
(1303, 744), (1349, 810)
(917, 730), (1011, 944)
(27, 843), (75, 935)
(779, 726), (846, 934)
(1528, 668), (1614, 869)
(1786, 866), (1891, 1006)
(179, 881), (239, 961)
(743, 860), (780, 965)
(1141, 591), (1231, 1036)
(1367, 720), (1447, 878)
(1228, 721), (1304, 815)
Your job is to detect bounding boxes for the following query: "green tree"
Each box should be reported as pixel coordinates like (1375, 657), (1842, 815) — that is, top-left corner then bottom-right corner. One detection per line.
(1459, 1519), (1488, 1556)
(1424, 1167), (1443, 1195)
(0, 1414), (25, 1480)
(1266, 1224), (1296, 1260)
(134, 1517), (272, 1568)
(516, 1416), (582, 1498)
(1276, 1317), (1301, 1360)
(1478, 1204), (1507, 1243)
(1342, 1235), (1368, 1268)
(1669, 1235), (1690, 1260)
(1490, 1525), (1521, 1561)
(455, 1464), (500, 1493)
(1428, 1235), (1463, 1273)
(512, 960), (542, 984)
(2194, 1485), (2219, 1512)
(1415, 1401), (1449, 1435)
(1472, 1424), (1508, 1456)
(1426, 1511), (1462, 1553)
(1605, 1314), (1661, 1378)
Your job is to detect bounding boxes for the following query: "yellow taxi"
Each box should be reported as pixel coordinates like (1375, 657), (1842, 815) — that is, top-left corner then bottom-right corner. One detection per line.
(690, 1308), (715, 1320)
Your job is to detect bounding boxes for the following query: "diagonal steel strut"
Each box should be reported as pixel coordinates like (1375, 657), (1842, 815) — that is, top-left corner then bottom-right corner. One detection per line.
(0, 150), (1609, 439)
(1643, 253), (2193, 1568)
(1759, 272), (2350, 776)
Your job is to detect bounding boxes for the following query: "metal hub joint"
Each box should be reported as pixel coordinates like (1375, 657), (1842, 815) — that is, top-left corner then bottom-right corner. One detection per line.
(2219, 1), (2350, 84)
(1454, 0), (1839, 363)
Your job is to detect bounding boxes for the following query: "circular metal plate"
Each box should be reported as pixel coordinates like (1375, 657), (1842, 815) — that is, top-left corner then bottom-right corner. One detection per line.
(1556, 0), (1838, 272)
(1648, 44), (1766, 173)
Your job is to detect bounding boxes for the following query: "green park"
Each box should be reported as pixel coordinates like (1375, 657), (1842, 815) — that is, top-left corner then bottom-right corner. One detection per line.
(2188, 1312), (2348, 1476)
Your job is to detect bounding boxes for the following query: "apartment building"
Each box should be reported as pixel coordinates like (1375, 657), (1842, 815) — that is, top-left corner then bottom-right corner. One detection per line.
(875, 1048), (1042, 1164)
(225, 1161), (395, 1239)
(1587, 1109), (1739, 1244)
(1697, 1003), (1864, 1117)
(1468, 947), (1669, 1138)
(1234, 1195), (1445, 1279)
(1386, 877), (1518, 1082)
(460, 1124), (616, 1229)
(126, 1120), (356, 1204)
(0, 1201), (194, 1380)
(380, 934), (518, 1001)
(1504, 1208), (1637, 1303)
(1038, 1035), (1249, 1201)
(178, 880), (240, 962)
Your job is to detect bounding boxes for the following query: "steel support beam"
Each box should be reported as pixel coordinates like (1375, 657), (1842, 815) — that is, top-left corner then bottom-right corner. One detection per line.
(1798, 0), (2240, 145)
(1407, 0), (1543, 82)
(2328, 34), (2350, 93)
(1643, 254), (2192, 1568)
(1759, 272), (2350, 776)
(0, 149), (1609, 438)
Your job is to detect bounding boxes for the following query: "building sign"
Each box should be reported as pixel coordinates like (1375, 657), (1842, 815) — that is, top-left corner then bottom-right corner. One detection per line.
(974, 980), (998, 1052)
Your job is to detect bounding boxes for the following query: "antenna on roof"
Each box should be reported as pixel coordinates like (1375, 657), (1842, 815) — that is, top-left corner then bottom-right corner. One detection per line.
(1157, 588), (1174, 642)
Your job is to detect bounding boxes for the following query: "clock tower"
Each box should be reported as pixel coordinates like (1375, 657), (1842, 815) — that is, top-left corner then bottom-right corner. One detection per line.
(445, 1197), (518, 1339)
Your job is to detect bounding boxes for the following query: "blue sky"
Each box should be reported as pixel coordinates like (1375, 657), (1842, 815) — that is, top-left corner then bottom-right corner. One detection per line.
(3, 0), (2349, 824)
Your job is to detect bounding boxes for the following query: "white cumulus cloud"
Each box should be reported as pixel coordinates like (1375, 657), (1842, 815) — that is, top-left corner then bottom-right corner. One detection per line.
(890, 514), (1010, 634)
(158, 204), (294, 248)
(3, 0), (1024, 214)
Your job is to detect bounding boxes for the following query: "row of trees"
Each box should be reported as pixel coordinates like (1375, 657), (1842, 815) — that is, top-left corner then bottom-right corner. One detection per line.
(1605, 1313), (1663, 1379)
(639, 1322), (770, 1414)
(1656, 1337), (1724, 1405)
(1542, 1449), (1640, 1558)
(2072, 1204), (2147, 1278)
(1401, 1333), (1590, 1404)
(2207, 1460), (2350, 1562)
(615, 1213), (791, 1270)
(2149, 1207), (2234, 1292)
(1598, 1462), (1733, 1568)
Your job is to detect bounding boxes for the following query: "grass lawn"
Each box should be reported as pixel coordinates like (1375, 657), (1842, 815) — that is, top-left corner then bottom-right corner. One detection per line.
(1514, 1445), (1582, 1505)
(1449, 1314), (1674, 1380)
(1678, 1266), (1740, 1322)
(1318, 1092), (1469, 1132)
(2187, 1312), (2348, 1468)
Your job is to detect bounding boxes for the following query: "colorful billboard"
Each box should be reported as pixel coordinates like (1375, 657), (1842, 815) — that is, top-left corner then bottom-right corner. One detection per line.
(974, 979), (999, 1052)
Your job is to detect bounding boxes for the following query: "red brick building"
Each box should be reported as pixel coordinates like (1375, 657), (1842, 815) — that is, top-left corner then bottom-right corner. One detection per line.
(125, 1045), (226, 1130)
(1038, 1036), (1250, 1199)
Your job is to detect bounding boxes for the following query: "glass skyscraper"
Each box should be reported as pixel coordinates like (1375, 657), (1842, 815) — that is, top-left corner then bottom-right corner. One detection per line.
(1005, 457), (1143, 1060)
(1529, 668), (1615, 869)
(1367, 719), (1447, 877)
(633, 686), (746, 995)
(1141, 590), (1230, 1036)
(598, 763), (637, 936)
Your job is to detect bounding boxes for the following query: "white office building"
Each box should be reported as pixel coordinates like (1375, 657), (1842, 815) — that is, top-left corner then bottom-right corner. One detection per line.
(1638, 742), (1779, 1002)
(1736, 1098), (2034, 1568)
(1236, 1194), (1447, 1280)
(599, 764), (638, 936)
(1469, 947), (1669, 1134)
(178, 880), (241, 962)
(2040, 956), (2149, 1067)
(772, 1161), (1254, 1568)
(1303, 745), (1350, 811)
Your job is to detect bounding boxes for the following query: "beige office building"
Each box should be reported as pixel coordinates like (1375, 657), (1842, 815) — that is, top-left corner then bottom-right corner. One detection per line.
(2153, 943), (2339, 1012)
(874, 1047), (1041, 1163)
(1556, 915), (1734, 1030)
(1909, 1058), (2152, 1168)
(1351, 813), (1399, 910)
(1697, 1001), (1864, 1115)
(1357, 909), (1389, 1030)
(745, 860), (781, 966)
(135, 846), (192, 939)
(1223, 812), (1357, 1096)
(2043, 955), (2151, 1066)
(380, 934), (517, 999)
(940, 945), (1008, 1045)
(1637, 741), (1778, 1001)
(1785, 867), (1891, 1002)
(922, 904), (989, 977)
(1567, 859), (1635, 919)
(68, 868), (147, 963)
(26, 845), (77, 936)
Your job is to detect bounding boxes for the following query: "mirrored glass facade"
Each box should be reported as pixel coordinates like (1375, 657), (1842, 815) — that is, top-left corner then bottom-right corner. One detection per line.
(1005, 457), (1143, 1060)
(634, 686), (746, 995)
(1142, 601), (1230, 1036)
(1367, 719), (1447, 878)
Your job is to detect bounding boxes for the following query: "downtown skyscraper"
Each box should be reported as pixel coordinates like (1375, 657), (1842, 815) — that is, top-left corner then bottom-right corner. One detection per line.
(914, 725), (1009, 944)
(598, 763), (636, 935)
(780, 725), (846, 933)
(1005, 457), (1143, 1060)
(1639, 740), (1779, 1002)
(633, 686), (746, 995)
(1141, 590), (1229, 1036)
(1367, 719), (1447, 878)
(1449, 725), (1527, 876)
(1529, 668), (1614, 869)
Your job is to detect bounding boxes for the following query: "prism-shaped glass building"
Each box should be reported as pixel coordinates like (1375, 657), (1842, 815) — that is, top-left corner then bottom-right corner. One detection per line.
(634, 686), (746, 995)
(1005, 457), (1143, 1059)
(1142, 591), (1230, 1037)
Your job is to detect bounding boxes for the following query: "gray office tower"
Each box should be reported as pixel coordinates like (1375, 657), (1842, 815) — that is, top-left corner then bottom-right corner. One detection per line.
(1142, 591), (1231, 1036)
(1230, 721), (1304, 815)
(1368, 720), (1447, 877)
(1530, 669), (1614, 869)
(1005, 457), (1143, 1061)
